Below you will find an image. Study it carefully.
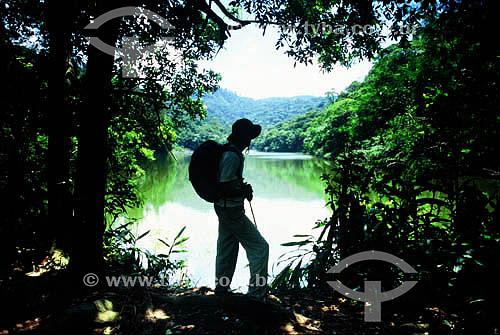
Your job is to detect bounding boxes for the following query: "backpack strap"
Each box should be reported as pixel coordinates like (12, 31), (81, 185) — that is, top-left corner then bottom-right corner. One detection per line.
(218, 144), (244, 208)
(221, 143), (243, 180)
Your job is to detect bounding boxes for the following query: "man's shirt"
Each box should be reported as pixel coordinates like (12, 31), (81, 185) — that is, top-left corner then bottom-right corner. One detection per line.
(215, 144), (244, 207)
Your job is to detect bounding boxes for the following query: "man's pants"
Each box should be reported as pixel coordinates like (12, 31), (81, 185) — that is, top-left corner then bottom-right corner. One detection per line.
(214, 204), (269, 299)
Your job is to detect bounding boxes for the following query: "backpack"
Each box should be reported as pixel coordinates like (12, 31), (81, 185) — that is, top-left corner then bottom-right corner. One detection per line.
(188, 140), (242, 203)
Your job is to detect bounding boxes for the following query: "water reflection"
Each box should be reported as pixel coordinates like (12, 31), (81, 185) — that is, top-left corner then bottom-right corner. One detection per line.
(124, 151), (332, 292)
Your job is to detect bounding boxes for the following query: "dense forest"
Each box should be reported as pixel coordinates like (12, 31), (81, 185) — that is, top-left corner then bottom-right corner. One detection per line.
(255, 36), (500, 160)
(264, 20), (500, 333)
(1, 0), (499, 334)
(266, 17), (500, 326)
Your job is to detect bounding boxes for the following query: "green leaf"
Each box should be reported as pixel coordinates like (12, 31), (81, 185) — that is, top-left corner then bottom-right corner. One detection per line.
(469, 299), (485, 304)
(174, 237), (189, 246)
(136, 230), (151, 241)
(281, 239), (312, 247)
(158, 239), (170, 247)
(289, 259), (303, 288)
(173, 226), (187, 243)
(474, 260), (484, 267)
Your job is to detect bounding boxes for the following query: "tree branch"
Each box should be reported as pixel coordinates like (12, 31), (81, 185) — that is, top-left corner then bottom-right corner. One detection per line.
(190, 0), (281, 44)
(211, 0), (282, 26)
(211, 0), (250, 26)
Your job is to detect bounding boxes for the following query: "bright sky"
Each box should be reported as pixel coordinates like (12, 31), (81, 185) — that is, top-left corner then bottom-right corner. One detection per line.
(199, 24), (374, 99)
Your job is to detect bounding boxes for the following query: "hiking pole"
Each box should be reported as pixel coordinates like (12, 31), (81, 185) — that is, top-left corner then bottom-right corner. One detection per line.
(249, 200), (257, 229)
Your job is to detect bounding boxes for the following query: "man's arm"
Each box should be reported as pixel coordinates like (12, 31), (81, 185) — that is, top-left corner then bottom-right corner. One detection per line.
(217, 151), (253, 201)
(218, 179), (252, 200)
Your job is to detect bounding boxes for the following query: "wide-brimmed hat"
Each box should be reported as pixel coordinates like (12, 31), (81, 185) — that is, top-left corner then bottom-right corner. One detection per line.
(230, 118), (261, 141)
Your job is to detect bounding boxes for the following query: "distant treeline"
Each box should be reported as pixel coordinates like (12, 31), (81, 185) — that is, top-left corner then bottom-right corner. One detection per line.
(175, 89), (327, 150)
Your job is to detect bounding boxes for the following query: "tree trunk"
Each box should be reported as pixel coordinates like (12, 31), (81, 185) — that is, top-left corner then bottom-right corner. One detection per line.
(72, 0), (120, 281)
(47, 0), (75, 253)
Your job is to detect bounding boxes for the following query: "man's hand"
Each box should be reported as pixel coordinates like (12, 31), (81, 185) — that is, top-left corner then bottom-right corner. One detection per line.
(243, 183), (253, 202)
(218, 180), (253, 201)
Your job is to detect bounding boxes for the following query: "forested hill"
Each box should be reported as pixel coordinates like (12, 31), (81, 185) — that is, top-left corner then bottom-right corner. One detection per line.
(202, 88), (327, 127)
(176, 89), (327, 149)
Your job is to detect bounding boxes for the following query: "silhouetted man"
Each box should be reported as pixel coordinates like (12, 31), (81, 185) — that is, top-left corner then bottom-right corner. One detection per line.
(214, 118), (269, 301)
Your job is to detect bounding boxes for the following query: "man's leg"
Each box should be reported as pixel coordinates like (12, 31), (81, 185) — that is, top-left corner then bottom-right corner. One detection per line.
(229, 209), (269, 299)
(214, 205), (239, 294)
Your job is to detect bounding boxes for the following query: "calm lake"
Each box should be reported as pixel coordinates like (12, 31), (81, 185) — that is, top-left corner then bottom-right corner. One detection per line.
(122, 150), (332, 292)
